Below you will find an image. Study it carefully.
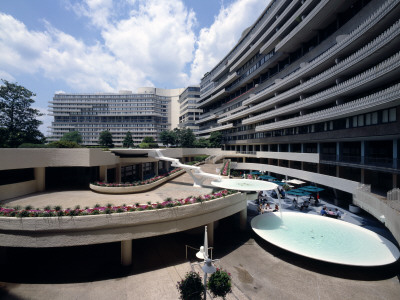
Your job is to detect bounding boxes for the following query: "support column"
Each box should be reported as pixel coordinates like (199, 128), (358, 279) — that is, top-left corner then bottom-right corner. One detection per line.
(121, 240), (132, 266)
(239, 208), (247, 231)
(361, 169), (365, 184)
(393, 139), (398, 169)
(361, 141), (365, 164)
(207, 222), (214, 247)
(154, 161), (158, 176)
(34, 167), (45, 192)
(116, 164), (121, 183)
(393, 174), (397, 189)
(99, 165), (107, 182)
(139, 164), (144, 180)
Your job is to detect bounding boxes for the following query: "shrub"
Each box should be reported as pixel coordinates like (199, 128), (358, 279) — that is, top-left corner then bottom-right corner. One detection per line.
(177, 271), (204, 300)
(46, 141), (81, 148)
(207, 269), (232, 299)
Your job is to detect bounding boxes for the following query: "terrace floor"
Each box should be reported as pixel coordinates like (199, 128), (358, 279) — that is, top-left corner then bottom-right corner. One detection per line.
(0, 163), (399, 299)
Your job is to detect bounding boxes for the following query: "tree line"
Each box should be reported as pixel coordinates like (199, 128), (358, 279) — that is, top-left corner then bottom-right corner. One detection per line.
(1, 80), (222, 148)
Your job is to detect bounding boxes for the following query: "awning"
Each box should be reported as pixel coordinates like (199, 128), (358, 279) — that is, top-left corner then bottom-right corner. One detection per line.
(259, 175), (276, 180)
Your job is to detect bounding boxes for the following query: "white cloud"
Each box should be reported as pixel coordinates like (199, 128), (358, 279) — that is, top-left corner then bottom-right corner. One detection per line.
(0, 0), (270, 99)
(189, 0), (271, 84)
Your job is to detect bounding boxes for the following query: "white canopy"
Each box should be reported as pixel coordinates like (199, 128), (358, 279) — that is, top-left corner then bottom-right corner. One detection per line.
(284, 179), (306, 185)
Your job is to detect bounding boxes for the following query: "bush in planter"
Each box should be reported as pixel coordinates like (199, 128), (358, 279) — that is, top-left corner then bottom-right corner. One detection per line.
(177, 271), (204, 300)
(207, 268), (232, 299)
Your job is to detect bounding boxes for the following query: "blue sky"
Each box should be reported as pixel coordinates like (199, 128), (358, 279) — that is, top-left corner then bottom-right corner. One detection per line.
(0, 0), (270, 134)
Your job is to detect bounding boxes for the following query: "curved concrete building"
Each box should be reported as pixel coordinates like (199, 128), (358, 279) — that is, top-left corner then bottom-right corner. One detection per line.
(197, 0), (400, 242)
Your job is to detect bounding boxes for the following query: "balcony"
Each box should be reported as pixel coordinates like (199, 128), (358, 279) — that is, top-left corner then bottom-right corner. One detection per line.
(320, 154), (399, 170)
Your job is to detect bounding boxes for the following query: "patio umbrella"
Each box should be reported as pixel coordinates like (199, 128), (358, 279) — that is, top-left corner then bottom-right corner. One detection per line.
(286, 189), (311, 201)
(259, 175), (276, 180)
(272, 180), (285, 186)
(250, 171), (262, 175)
(299, 186), (325, 192)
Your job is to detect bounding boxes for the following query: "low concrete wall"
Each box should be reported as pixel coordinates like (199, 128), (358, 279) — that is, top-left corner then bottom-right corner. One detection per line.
(354, 189), (400, 245)
(0, 180), (37, 201)
(89, 169), (186, 194)
(0, 192), (247, 248)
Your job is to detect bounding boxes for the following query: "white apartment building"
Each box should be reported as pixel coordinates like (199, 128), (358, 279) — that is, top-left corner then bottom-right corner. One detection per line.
(48, 87), (183, 146)
(178, 86), (202, 132)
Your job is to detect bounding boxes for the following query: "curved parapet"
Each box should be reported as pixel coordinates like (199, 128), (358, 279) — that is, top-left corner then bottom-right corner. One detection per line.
(0, 192), (246, 248)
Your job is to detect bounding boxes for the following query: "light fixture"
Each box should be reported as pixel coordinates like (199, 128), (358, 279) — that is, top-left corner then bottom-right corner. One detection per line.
(196, 246), (205, 260)
(202, 258), (216, 274)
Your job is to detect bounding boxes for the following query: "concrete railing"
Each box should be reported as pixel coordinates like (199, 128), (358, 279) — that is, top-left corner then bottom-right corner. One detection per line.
(0, 192), (246, 248)
(354, 186), (400, 245)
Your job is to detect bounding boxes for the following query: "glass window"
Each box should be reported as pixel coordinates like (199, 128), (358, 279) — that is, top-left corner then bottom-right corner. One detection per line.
(365, 113), (371, 125)
(382, 109), (389, 123)
(389, 108), (396, 122)
(358, 115), (364, 126)
(352, 116), (358, 127)
(346, 118), (349, 128)
(372, 112), (378, 124)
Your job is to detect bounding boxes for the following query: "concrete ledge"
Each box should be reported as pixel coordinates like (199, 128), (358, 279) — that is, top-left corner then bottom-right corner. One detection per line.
(0, 192), (246, 247)
(89, 169), (186, 194)
(0, 180), (37, 201)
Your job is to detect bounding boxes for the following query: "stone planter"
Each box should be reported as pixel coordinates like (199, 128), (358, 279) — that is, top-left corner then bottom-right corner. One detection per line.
(90, 169), (186, 194)
(0, 192), (247, 248)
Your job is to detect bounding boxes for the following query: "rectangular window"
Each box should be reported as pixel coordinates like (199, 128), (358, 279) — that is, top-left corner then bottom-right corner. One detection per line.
(358, 115), (364, 126)
(372, 112), (378, 124)
(389, 108), (396, 122)
(382, 109), (389, 123)
(365, 113), (371, 125)
(346, 118), (349, 128)
(352, 116), (358, 127)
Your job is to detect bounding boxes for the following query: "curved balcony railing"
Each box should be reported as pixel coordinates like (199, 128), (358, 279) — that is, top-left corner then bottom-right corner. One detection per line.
(244, 49), (400, 124)
(256, 82), (400, 132)
(230, 0), (300, 72)
(235, 19), (400, 124)
(244, 0), (400, 107)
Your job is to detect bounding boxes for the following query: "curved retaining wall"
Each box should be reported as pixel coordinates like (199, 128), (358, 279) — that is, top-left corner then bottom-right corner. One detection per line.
(0, 192), (246, 248)
(89, 169), (186, 194)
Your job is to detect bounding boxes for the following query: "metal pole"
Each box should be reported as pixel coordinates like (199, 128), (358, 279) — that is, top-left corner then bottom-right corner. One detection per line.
(203, 272), (208, 300)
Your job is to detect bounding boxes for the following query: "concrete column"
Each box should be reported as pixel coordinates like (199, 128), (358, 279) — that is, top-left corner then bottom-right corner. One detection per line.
(239, 208), (247, 231)
(393, 139), (398, 169)
(99, 165), (107, 182)
(336, 165), (340, 178)
(243, 157), (246, 163)
(393, 174), (397, 189)
(207, 222), (214, 247)
(361, 168), (365, 184)
(139, 164), (144, 180)
(154, 162), (158, 176)
(121, 240), (132, 266)
(361, 141), (365, 164)
(336, 142), (341, 161)
(301, 143), (304, 153)
(34, 167), (45, 192)
(116, 164), (121, 183)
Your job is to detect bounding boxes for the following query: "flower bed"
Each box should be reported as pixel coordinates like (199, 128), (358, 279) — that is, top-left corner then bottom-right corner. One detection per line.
(220, 160), (231, 176)
(0, 189), (236, 218)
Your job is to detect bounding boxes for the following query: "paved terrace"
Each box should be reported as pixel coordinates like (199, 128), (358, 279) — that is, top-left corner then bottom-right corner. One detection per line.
(0, 163), (399, 299)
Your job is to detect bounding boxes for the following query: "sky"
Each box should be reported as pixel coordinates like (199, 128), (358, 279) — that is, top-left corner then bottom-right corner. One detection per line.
(0, 0), (270, 135)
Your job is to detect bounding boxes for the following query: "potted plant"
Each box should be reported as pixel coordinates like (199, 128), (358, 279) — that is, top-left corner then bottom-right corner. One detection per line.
(207, 268), (232, 299)
(177, 271), (204, 300)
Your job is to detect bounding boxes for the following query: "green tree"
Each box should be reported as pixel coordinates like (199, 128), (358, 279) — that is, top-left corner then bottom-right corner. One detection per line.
(61, 131), (82, 144)
(194, 137), (210, 148)
(139, 136), (158, 148)
(159, 130), (176, 147)
(180, 128), (196, 148)
(122, 131), (134, 148)
(0, 80), (45, 147)
(99, 130), (114, 148)
(209, 131), (222, 148)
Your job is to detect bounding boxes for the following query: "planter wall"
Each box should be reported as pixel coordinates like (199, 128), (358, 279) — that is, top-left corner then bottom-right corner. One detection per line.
(90, 169), (186, 194)
(0, 192), (246, 248)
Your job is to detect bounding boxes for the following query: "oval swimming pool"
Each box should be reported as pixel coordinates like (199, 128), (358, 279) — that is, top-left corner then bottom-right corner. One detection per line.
(251, 212), (400, 266)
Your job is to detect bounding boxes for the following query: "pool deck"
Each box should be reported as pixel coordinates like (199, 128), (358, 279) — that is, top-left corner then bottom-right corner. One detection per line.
(1, 164), (400, 299)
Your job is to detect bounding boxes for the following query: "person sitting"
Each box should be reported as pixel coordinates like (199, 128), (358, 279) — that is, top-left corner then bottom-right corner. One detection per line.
(273, 204), (279, 212)
(300, 199), (310, 211)
(320, 206), (327, 216)
(335, 208), (342, 219)
(258, 203), (264, 214)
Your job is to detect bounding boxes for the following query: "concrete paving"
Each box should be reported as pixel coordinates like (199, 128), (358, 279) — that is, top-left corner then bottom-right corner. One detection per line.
(1, 163), (400, 299)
